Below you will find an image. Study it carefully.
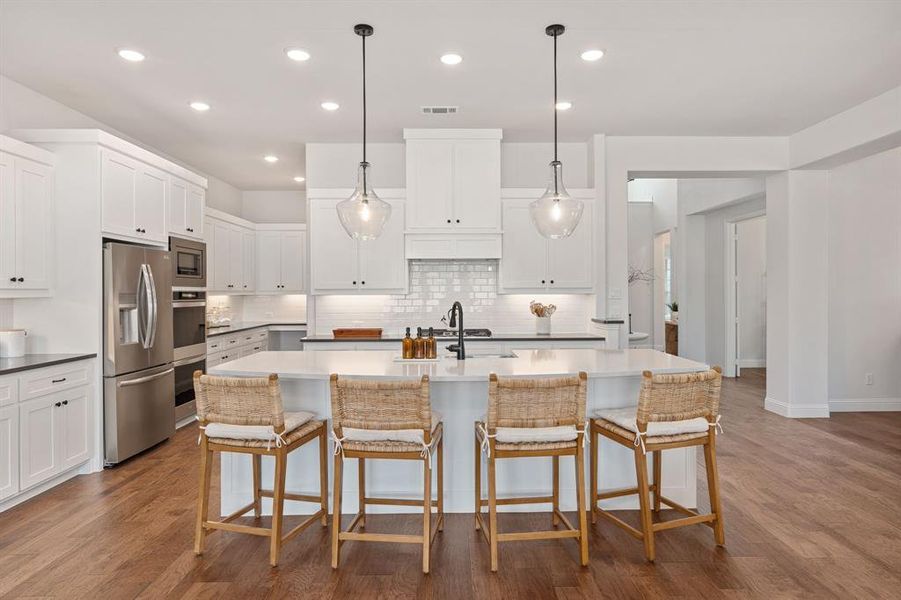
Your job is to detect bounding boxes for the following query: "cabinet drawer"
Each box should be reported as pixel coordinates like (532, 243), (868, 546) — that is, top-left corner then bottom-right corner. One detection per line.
(20, 362), (91, 401)
(239, 331), (257, 346)
(254, 330), (268, 341)
(206, 338), (223, 352)
(0, 376), (17, 407)
(223, 335), (241, 348)
(211, 349), (238, 364)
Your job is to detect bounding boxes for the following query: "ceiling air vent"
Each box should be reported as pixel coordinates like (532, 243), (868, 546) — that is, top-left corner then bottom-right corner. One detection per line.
(421, 106), (458, 115)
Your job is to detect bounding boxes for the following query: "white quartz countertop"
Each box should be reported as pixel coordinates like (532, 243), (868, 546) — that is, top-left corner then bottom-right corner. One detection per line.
(209, 349), (708, 382)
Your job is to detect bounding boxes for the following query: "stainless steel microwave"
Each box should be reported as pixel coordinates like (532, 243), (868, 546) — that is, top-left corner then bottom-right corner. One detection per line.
(169, 236), (206, 288)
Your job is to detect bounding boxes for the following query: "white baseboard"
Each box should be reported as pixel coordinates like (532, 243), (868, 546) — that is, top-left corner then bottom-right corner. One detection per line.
(829, 397), (901, 412)
(765, 396), (830, 418)
(0, 464), (86, 513)
(738, 358), (766, 368)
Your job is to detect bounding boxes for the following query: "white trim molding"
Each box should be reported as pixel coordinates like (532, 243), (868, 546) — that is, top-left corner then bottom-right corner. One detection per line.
(739, 358), (766, 368)
(829, 398), (901, 412)
(765, 396), (830, 418)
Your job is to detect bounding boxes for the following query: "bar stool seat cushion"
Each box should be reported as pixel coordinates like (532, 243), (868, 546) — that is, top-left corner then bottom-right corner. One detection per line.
(207, 419), (324, 448)
(339, 413), (442, 453)
(476, 421), (579, 451)
(204, 411), (317, 444)
(592, 407), (709, 441)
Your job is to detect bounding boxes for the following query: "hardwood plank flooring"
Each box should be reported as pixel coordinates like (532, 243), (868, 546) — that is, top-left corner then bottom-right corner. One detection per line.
(1, 368), (899, 599)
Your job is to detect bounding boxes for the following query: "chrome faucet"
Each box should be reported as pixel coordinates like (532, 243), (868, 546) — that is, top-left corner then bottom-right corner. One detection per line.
(444, 301), (465, 360)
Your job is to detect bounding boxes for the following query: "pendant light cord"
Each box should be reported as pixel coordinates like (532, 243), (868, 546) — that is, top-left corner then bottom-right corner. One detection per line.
(362, 33), (367, 165)
(553, 30), (558, 164)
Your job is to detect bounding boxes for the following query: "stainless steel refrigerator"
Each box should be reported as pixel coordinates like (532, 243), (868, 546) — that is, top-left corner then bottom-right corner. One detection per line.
(103, 242), (175, 465)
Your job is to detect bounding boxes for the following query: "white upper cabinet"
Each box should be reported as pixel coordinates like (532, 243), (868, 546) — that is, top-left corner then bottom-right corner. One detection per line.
(241, 229), (256, 293)
(0, 138), (55, 297)
(499, 198), (594, 293)
(255, 229), (306, 293)
(309, 197), (406, 294)
(404, 129), (502, 232)
(101, 149), (168, 245)
(206, 214), (256, 293)
(168, 177), (205, 239)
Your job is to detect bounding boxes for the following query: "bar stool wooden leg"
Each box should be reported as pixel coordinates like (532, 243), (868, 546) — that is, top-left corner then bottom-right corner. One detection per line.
(704, 433), (726, 545)
(487, 442), (499, 572)
(590, 423), (598, 524)
(634, 448), (655, 562)
(552, 456), (560, 527)
(652, 450), (662, 514)
(358, 458), (366, 529)
(252, 454), (262, 518)
(474, 430), (482, 530)
(194, 436), (213, 556)
(437, 436), (444, 532)
(422, 455), (432, 574)
(331, 452), (343, 569)
(575, 439), (589, 566)
(269, 449), (287, 567)
(319, 427), (328, 526)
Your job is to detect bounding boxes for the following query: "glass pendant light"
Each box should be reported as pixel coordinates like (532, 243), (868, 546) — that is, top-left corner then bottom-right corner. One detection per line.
(530, 24), (583, 239)
(337, 24), (391, 240)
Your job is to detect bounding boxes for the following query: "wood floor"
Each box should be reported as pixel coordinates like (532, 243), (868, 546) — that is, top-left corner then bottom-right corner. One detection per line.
(2, 369), (900, 599)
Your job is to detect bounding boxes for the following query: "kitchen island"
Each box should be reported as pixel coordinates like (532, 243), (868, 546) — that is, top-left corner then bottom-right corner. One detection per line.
(209, 349), (709, 515)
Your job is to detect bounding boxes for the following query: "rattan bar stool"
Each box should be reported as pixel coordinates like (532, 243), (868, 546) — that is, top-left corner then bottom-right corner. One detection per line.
(474, 372), (589, 572)
(589, 367), (725, 562)
(193, 372), (328, 567)
(329, 374), (444, 574)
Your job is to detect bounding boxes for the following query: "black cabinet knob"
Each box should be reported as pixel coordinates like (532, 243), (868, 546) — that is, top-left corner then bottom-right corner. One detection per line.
(9, 277), (15, 282)
(446, 219), (451, 223)
(186, 227), (193, 232)
(456, 219), (460, 223)
(135, 227), (141, 232)
(361, 281), (365, 285)
(243, 284), (247, 288)
(541, 280), (546, 284)
(55, 402), (61, 408)
(62, 400), (68, 406)
(352, 281), (357, 285)
(17, 277), (23, 282)
(550, 280), (554, 284)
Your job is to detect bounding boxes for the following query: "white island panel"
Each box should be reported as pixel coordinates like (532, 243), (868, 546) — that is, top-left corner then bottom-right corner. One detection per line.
(210, 349), (708, 515)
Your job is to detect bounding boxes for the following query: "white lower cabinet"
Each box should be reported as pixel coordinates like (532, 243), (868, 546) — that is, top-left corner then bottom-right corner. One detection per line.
(0, 406), (19, 501)
(206, 328), (270, 366)
(19, 385), (93, 491)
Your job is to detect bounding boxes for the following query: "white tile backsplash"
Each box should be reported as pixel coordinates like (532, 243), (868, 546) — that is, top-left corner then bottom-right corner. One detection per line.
(0, 299), (12, 329)
(314, 260), (595, 335)
(207, 294), (308, 323)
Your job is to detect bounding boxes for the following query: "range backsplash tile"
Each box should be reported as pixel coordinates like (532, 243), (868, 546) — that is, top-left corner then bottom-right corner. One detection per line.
(314, 259), (594, 334)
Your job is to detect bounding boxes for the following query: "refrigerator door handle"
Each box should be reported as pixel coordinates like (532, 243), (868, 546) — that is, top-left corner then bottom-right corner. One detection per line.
(147, 263), (158, 348)
(137, 265), (149, 348)
(117, 367), (175, 387)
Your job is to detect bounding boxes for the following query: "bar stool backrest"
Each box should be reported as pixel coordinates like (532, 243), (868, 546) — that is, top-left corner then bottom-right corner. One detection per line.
(636, 367), (722, 430)
(487, 372), (587, 432)
(330, 374), (432, 441)
(193, 371), (286, 433)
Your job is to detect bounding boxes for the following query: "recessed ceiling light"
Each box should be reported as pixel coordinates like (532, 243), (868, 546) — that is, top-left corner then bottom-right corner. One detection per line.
(285, 48), (311, 62)
(321, 101), (340, 111)
(555, 101), (572, 111)
(117, 48), (145, 62)
(264, 155), (279, 163)
(189, 101), (211, 112)
(580, 49), (605, 62)
(440, 53), (463, 65)
(293, 176), (305, 183)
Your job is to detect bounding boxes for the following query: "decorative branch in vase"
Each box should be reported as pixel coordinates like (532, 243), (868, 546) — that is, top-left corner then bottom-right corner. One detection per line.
(628, 265), (654, 286)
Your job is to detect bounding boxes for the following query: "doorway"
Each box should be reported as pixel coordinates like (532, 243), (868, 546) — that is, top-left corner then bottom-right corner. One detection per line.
(653, 230), (675, 353)
(725, 214), (767, 377)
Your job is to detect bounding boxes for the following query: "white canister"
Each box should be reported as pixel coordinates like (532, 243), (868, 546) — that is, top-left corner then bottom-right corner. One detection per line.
(535, 317), (552, 335)
(0, 329), (27, 358)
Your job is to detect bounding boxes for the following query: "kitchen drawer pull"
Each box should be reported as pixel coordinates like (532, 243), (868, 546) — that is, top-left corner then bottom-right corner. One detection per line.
(52, 377), (67, 384)
(62, 400), (68, 406)
(55, 402), (62, 407)
(17, 277), (23, 282)
(8, 277), (15, 282)
(117, 367), (174, 388)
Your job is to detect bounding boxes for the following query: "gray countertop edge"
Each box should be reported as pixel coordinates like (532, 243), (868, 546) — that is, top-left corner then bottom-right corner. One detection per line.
(207, 322), (307, 337)
(302, 333), (606, 342)
(0, 353), (97, 376)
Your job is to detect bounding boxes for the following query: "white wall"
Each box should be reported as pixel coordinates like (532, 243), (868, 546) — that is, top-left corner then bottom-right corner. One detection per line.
(627, 202), (654, 346)
(241, 190), (305, 223)
(0, 299), (13, 329)
(827, 146), (901, 411)
(206, 175), (243, 216)
(306, 141), (590, 189)
(737, 216), (767, 367)
(628, 178), (678, 233)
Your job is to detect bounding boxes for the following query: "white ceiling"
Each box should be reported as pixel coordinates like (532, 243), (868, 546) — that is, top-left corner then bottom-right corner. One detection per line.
(2, 1), (900, 190)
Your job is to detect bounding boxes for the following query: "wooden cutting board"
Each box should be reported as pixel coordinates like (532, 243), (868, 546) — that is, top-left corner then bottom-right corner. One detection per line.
(332, 328), (383, 339)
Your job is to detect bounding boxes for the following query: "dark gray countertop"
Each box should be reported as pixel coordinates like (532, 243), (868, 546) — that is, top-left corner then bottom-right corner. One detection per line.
(207, 322), (307, 337)
(302, 332), (605, 342)
(0, 353), (97, 376)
